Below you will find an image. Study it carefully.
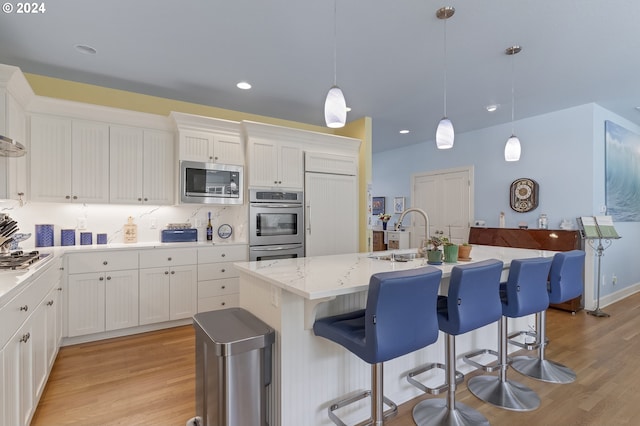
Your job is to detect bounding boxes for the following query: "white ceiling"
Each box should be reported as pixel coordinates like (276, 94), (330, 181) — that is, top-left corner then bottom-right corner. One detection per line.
(1, 0), (639, 152)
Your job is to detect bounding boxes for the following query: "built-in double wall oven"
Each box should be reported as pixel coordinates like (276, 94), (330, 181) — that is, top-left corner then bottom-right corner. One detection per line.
(249, 189), (304, 261)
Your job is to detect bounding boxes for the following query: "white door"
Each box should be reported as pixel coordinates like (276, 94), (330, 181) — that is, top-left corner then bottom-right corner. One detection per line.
(67, 273), (106, 337)
(411, 167), (473, 247)
(109, 125), (144, 204)
(30, 115), (73, 202)
(143, 130), (174, 204)
(305, 172), (358, 256)
(105, 270), (139, 331)
(139, 267), (170, 325)
(71, 120), (110, 203)
(169, 265), (198, 320)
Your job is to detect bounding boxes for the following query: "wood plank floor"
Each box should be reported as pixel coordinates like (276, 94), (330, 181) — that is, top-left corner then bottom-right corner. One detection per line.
(33, 292), (640, 425)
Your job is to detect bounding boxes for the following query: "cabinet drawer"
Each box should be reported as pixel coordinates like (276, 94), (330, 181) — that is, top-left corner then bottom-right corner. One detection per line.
(197, 261), (239, 281)
(0, 264), (58, 348)
(197, 245), (247, 263)
(67, 251), (138, 274)
(198, 278), (239, 298)
(197, 294), (239, 313)
(139, 248), (197, 268)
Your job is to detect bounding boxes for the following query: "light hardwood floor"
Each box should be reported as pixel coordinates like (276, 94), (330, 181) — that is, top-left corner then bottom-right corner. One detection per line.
(33, 292), (640, 425)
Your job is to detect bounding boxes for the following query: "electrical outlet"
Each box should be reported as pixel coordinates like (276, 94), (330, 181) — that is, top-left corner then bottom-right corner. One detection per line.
(77, 217), (87, 230)
(195, 218), (202, 228)
(612, 275), (617, 286)
(149, 217), (157, 229)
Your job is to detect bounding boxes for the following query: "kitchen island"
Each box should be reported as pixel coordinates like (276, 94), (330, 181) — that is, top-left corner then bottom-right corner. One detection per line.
(234, 245), (556, 426)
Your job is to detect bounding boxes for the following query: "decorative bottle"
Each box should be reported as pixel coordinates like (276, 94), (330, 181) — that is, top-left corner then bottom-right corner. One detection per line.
(206, 212), (213, 241)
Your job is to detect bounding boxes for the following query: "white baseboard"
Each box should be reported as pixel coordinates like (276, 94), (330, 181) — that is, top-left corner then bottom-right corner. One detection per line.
(596, 282), (640, 309)
(61, 318), (193, 346)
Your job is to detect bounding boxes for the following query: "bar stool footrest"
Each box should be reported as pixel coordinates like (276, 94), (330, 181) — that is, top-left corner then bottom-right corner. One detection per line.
(463, 348), (508, 372)
(507, 330), (548, 351)
(406, 362), (464, 395)
(327, 390), (398, 426)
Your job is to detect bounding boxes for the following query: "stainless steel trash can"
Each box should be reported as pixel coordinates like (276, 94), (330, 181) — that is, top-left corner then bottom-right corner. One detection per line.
(193, 307), (275, 426)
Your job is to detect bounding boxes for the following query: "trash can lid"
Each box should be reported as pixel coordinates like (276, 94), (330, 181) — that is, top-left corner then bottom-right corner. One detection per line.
(193, 308), (275, 356)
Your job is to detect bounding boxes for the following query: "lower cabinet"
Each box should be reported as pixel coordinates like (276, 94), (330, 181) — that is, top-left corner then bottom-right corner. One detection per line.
(197, 245), (247, 312)
(67, 270), (138, 337)
(139, 265), (197, 325)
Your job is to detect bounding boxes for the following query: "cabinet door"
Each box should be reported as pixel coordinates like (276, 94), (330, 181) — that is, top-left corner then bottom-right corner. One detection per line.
(138, 267), (170, 325)
(67, 273), (105, 337)
(3, 319), (34, 426)
(105, 270), (139, 331)
(142, 130), (174, 204)
(109, 125), (144, 204)
(248, 139), (279, 187)
(169, 265), (197, 320)
(278, 143), (303, 189)
(30, 115), (73, 202)
(179, 130), (214, 162)
(213, 134), (244, 165)
(44, 286), (59, 370)
(0, 347), (4, 426)
(3, 92), (27, 200)
(31, 300), (47, 402)
(71, 120), (110, 203)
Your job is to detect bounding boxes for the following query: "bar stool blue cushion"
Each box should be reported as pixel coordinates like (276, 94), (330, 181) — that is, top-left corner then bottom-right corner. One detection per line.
(501, 257), (553, 318)
(313, 266), (443, 365)
(548, 250), (585, 304)
(437, 259), (504, 336)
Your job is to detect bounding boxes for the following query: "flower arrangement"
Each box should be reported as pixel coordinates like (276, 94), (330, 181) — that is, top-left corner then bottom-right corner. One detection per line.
(378, 213), (392, 222)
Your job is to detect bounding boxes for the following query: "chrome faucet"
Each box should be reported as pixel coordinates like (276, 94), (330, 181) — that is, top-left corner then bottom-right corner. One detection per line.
(395, 207), (430, 245)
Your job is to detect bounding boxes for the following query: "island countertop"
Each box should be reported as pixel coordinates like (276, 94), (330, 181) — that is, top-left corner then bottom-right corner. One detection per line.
(234, 244), (556, 300)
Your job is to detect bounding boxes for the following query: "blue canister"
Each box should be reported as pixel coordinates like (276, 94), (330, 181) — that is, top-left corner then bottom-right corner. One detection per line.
(61, 229), (76, 246)
(80, 232), (93, 245)
(35, 224), (54, 247)
(97, 233), (107, 244)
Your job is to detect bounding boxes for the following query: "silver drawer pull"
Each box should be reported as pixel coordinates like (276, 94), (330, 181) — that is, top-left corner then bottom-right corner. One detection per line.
(221, 268), (226, 273)
(165, 271), (169, 275)
(106, 276), (111, 280)
(221, 253), (226, 257)
(171, 271), (175, 275)
(20, 332), (30, 343)
(19, 305), (28, 312)
(103, 261), (108, 265)
(221, 302), (226, 306)
(168, 257), (172, 261)
(221, 285), (226, 289)
(47, 300), (54, 306)
(99, 276), (104, 281)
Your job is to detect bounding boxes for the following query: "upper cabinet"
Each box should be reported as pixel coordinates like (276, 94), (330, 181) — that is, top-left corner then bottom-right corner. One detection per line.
(30, 116), (109, 203)
(247, 138), (303, 189)
(109, 126), (174, 205)
(171, 112), (244, 165)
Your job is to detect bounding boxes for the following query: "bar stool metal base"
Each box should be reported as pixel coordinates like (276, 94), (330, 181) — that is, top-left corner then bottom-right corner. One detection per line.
(467, 375), (540, 411)
(413, 399), (490, 426)
(510, 356), (576, 384)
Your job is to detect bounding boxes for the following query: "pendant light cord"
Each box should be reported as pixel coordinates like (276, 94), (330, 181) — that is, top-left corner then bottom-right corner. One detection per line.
(510, 50), (515, 135)
(443, 17), (448, 117)
(333, 0), (337, 86)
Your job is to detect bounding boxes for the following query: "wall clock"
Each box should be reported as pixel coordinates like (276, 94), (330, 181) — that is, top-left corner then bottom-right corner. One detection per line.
(510, 178), (539, 213)
(217, 224), (233, 239)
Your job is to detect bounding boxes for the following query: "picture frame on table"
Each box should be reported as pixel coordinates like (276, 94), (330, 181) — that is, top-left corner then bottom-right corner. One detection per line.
(393, 197), (405, 214)
(372, 197), (385, 215)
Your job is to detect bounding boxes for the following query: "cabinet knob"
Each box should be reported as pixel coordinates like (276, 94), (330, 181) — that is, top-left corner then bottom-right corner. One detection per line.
(209, 156), (214, 160)
(221, 285), (226, 289)
(106, 276), (111, 280)
(138, 197), (142, 201)
(103, 261), (108, 265)
(164, 271), (169, 275)
(65, 195), (71, 200)
(73, 195), (78, 200)
(167, 257), (172, 261)
(19, 305), (28, 312)
(214, 156), (218, 161)
(221, 302), (226, 306)
(221, 268), (226, 273)
(47, 300), (54, 306)
(99, 276), (104, 281)
(221, 253), (226, 257)
(171, 270), (175, 275)
(20, 333), (30, 343)
(278, 181), (282, 184)
(143, 198), (148, 202)
(57, 287), (62, 291)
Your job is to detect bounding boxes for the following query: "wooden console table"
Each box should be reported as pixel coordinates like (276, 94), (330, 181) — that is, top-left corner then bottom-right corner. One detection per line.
(468, 227), (583, 312)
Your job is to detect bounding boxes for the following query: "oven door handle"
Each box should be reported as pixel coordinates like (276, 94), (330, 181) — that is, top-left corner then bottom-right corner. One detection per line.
(250, 203), (302, 208)
(250, 245), (303, 252)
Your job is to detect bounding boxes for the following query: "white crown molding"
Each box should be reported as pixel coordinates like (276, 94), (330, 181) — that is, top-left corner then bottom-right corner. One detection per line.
(0, 64), (35, 108)
(169, 111), (240, 135)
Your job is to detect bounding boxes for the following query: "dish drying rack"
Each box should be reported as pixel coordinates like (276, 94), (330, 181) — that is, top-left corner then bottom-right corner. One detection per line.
(0, 214), (20, 253)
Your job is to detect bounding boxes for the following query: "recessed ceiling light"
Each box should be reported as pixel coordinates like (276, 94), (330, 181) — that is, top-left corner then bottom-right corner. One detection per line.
(635, 106), (640, 112)
(485, 104), (500, 112)
(236, 81), (252, 90)
(399, 129), (410, 134)
(74, 44), (97, 55)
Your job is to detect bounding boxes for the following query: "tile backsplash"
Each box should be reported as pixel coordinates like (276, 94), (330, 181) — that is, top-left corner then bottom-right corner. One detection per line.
(1, 200), (248, 249)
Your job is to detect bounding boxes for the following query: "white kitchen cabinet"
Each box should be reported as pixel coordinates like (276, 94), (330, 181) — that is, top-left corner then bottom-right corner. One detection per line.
(178, 129), (243, 165)
(67, 251), (139, 337)
(139, 248), (197, 325)
(386, 231), (411, 250)
(248, 138), (303, 189)
(2, 316), (34, 426)
(30, 115), (109, 203)
(109, 126), (174, 205)
(197, 245), (247, 312)
(0, 89), (27, 201)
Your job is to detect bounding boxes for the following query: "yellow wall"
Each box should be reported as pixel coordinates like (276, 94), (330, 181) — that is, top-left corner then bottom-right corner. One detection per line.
(25, 73), (373, 252)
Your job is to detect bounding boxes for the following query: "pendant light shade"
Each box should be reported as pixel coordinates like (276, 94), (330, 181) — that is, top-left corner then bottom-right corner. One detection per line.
(436, 117), (454, 149)
(325, 85), (347, 128)
(504, 135), (521, 161)
(324, 0), (346, 128)
(504, 45), (522, 161)
(435, 6), (455, 150)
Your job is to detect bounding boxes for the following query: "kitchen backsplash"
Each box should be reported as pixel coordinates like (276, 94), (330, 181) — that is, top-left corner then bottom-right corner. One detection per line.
(0, 200), (248, 249)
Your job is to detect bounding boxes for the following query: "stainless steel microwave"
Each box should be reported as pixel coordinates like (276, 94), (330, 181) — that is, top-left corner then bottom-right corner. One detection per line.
(180, 160), (243, 204)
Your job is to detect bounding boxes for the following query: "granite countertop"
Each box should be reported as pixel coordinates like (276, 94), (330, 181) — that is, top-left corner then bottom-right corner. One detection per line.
(234, 245), (556, 300)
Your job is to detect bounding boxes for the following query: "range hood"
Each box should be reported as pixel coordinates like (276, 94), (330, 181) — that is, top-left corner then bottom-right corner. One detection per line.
(0, 135), (26, 157)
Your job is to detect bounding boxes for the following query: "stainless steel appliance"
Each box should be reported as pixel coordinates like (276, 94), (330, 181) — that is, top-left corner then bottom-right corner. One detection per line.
(249, 189), (304, 261)
(180, 160), (243, 205)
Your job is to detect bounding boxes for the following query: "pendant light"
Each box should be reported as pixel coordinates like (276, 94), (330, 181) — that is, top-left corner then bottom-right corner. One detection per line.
(435, 6), (455, 149)
(324, 0), (346, 128)
(504, 45), (522, 161)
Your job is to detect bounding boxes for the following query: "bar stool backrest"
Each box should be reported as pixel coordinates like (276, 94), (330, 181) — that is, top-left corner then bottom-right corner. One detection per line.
(439, 259), (504, 335)
(548, 250), (586, 304)
(502, 257), (553, 317)
(365, 266), (442, 363)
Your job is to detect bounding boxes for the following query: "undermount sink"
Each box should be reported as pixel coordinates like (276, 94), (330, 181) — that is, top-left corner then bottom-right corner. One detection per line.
(368, 252), (420, 262)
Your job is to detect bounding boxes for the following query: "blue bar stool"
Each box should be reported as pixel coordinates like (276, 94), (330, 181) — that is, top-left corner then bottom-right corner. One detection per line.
(510, 250), (586, 384)
(464, 257), (553, 411)
(313, 266), (443, 426)
(412, 259), (504, 426)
